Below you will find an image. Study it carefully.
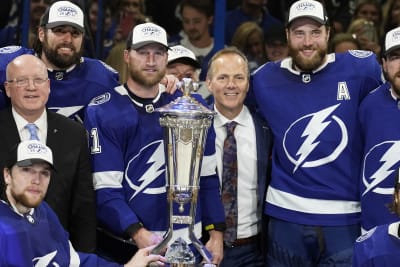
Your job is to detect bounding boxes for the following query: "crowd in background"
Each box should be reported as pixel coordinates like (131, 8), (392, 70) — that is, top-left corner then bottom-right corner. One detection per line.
(2, 0), (399, 74)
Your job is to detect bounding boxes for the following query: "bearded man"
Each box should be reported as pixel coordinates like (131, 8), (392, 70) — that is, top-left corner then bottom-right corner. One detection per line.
(250, 0), (384, 266)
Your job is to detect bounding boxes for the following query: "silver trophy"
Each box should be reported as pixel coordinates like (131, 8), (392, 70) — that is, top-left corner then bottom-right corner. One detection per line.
(152, 78), (216, 267)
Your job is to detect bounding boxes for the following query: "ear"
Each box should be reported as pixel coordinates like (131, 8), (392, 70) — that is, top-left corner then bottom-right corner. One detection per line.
(123, 49), (130, 64)
(3, 168), (11, 185)
(38, 27), (45, 42)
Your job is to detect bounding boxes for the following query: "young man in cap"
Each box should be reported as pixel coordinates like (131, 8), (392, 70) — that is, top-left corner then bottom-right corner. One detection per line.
(0, 0), (120, 122)
(358, 26), (400, 234)
(250, 0), (384, 265)
(166, 44), (211, 102)
(84, 22), (225, 265)
(0, 139), (166, 267)
(264, 24), (289, 62)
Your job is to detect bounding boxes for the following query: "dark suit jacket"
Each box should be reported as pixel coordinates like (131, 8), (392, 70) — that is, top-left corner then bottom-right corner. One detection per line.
(0, 108), (96, 252)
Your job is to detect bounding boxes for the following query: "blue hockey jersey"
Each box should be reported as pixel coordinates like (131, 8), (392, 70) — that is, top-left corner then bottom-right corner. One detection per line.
(359, 82), (400, 231)
(84, 85), (224, 242)
(251, 50), (384, 226)
(0, 46), (119, 122)
(0, 200), (121, 267)
(353, 222), (400, 267)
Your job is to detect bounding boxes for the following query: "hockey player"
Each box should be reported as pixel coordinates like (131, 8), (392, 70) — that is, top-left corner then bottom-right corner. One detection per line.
(353, 169), (400, 266)
(359, 26), (400, 232)
(250, 0), (384, 265)
(84, 22), (225, 265)
(0, 140), (166, 267)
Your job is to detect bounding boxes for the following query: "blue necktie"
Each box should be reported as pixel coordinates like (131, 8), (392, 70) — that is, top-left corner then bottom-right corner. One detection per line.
(25, 123), (39, 141)
(221, 121), (238, 246)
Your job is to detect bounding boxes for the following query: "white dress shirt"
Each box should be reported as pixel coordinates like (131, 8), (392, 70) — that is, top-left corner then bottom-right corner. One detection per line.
(12, 107), (48, 143)
(214, 105), (259, 239)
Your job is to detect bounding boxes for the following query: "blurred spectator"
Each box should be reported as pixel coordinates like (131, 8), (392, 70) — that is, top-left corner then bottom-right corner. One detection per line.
(168, 0), (218, 81)
(382, 0), (400, 33)
(347, 18), (381, 56)
(231, 21), (267, 71)
(264, 24), (288, 62)
(329, 32), (361, 53)
(105, 0), (149, 83)
(225, 0), (282, 45)
(352, 0), (383, 38)
(84, 0), (116, 60)
(0, 0), (50, 47)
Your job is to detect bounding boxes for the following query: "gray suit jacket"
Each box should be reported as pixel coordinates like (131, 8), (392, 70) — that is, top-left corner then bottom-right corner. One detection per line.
(0, 108), (96, 252)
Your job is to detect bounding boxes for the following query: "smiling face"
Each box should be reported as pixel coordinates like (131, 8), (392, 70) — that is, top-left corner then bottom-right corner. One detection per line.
(4, 55), (50, 121)
(287, 17), (330, 72)
(383, 49), (400, 97)
(207, 51), (249, 119)
(38, 25), (84, 70)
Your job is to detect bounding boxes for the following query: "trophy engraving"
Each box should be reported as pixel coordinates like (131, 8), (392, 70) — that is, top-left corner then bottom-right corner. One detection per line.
(153, 78), (216, 267)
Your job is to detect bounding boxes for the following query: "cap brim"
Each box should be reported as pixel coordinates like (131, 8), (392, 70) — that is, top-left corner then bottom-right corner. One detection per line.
(168, 57), (201, 68)
(288, 15), (326, 26)
(16, 159), (55, 170)
(385, 45), (400, 55)
(130, 41), (170, 50)
(45, 22), (84, 33)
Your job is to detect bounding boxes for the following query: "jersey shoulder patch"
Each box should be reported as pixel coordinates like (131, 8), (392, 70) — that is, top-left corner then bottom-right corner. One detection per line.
(89, 92), (111, 106)
(0, 45), (23, 54)
(356, 226), (377, 243)
(348, 50), (374, 58)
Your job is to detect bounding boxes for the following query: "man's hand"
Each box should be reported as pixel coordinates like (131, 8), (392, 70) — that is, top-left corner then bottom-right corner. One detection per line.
(132, 227), (163, 249)
(160, 74), (180, 94)
(205, 230), (224, 265)
(124, 245), (166, 267)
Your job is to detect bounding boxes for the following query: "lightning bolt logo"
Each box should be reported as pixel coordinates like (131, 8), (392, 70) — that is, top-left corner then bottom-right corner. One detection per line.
(125, 141), (166, 201)
(33, 251), (59, 267)
(284, 104), (348, 173)
(363, 141), (400, 196)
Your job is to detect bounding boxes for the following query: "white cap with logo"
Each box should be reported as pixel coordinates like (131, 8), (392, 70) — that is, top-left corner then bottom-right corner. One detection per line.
(9, 140), (54, 169)
(127, 22), (169, 50)
(288, 0), (328, 25)
(168, 45), (200, 68)
(385, 27), (400, 55)
(41, 1), (84, 32)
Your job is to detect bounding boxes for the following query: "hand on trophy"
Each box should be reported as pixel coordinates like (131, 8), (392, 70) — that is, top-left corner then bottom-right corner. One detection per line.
(205, 230), (224, 265)
(160, 74), (180, 94)
(124, 245), (166, 267)
(132, 228), (164, 250)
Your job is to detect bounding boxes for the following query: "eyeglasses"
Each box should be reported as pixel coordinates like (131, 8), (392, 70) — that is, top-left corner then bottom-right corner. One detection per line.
(7, 77), (49, 87)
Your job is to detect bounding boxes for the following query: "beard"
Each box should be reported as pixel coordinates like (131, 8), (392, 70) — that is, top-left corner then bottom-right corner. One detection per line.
(128, 65), (166, 87)
(289, 43), (327, 72)
(388, 71), (400, 96)
(41, 33), (83, 69)
(11, 190), (44, 209)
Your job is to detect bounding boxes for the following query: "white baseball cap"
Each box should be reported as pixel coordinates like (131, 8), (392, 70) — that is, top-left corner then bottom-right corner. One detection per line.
(8, 140), (54, 169)
(288, 0), (328, 25)
(127, 22), (169, 50)
(385, 26), (400, 55)
(40, 1), (84, 32)
(168, 45), (200, 68)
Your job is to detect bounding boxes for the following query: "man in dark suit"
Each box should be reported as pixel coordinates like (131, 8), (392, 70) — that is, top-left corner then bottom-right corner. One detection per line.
(0, 54), (96, 253)
(206, 47), (271, 267)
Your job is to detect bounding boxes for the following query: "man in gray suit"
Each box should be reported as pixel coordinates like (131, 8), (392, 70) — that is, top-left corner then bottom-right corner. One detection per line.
(0, 54), (96, 252)
(206, 47), (271, 267)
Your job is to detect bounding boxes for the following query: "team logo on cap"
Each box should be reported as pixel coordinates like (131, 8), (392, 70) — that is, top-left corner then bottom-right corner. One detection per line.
(141, 26), (162, 37)
(172, 46), (189, 56)
(27, 143), (49, 154)
(56, 6), (79, 18)
(391, 30), (400, 41)
(295, 1), (316, 11)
